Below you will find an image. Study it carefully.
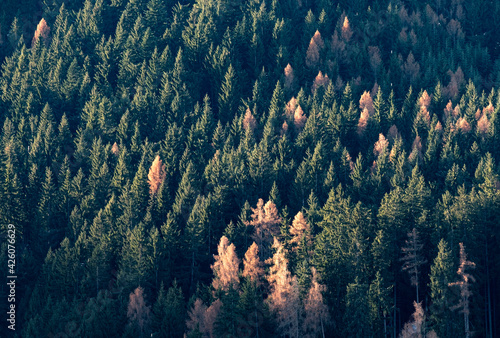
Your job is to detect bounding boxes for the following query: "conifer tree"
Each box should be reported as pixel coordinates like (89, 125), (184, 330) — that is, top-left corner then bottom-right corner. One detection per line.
(344, 278), (372, 337)
(399, 301), (436, 338)
(32, 18), (51, 47)
(289, 211), (312, 255)
(284, 63), (297, 93)
(126, 287), (151, 338)
(211, 236), (240, 292)
(218, 64), (237, 123)
(368, 271), (392, 337)
(80, 289), (122, 336)
(401, 228), (427, 303)
(429, 239), (457, 337)
(151, 281), (186, 338)
(204, 299), (222, 338)
(267, 238), (301, 338)
(148, 155), (166, 195)
(449, 243), (476, 338)
(117, 223), (152, 293)
(303, 267), (329, 338)
(246, 199), (281, 260)
(186, 298), (207, 337)
(242, 242), (264, 285)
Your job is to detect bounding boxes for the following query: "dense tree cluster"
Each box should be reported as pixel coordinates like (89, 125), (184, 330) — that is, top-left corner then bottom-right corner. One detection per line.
(1, 0), (500, 336)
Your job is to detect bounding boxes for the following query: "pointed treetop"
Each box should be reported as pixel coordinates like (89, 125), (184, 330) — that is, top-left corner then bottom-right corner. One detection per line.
(306, 37), (320, 68)
(341, 16), (352, 41)
(357, 108), (370, 136)
(294, 105), (307, 130)
(418, 90), (431, 109)
(127, 287), (151, 333)
(286, 97), (298, 117)
(243, 108), (257, 132)
(359, 91), (375, 116)
(242, 242), (264, 285)
(111, 142), (119, 156)
(408, 135), (423, 164)
(211, 236), (240, 291)
(456, 117), (471, 133)
(284, 63), (296, 90)
(477, 113), (490, 135)
(186, 298), (207, 336)
(289, 211), (312, 251)
(483, 102), (494, 116)
(312, 71), (330, 92)
(148, 155), (166, 195)
(435, 121), (443, 132)
(281, 121), (289, 135)
(374, 133), (389, 156)
(312, 30), (324, 49)
(32, 18), (50, 47)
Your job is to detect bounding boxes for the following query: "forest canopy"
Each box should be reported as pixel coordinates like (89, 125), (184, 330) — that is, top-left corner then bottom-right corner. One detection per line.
(0, 0), (500, 337)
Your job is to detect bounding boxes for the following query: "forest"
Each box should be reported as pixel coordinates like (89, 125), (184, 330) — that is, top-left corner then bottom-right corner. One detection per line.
(0, 0), (499, 337)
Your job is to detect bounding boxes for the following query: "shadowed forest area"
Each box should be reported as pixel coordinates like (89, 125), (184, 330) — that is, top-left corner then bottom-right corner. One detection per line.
(0, 0), (500, 337)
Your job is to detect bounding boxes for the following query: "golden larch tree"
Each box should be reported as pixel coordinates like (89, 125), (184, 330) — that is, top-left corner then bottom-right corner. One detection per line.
(357, 108), (370, 135)
(148, 155), (166, 195)
(127, 287), (151, 337)
(306, 37), (320, 68)
(284, 63), (297, 91)
(247, 199), (281, 260)
(289, 211), (312, 252)
(435, 121), (443, 133)
(204, 299), (222, 338)
(359, 91), (375, 116)
(416, 90), (432, 127)
(242, 242), (264, 285)
(456, 117), (471, 133)
(281, 121), (289, 135)
(111, 142), (119, 156)
(312, 30), (324, 48)
(418, 90), (431, 109)
(286, 97), (298, 118)
(211, 236), (240, 291)
(417, 90), (432, 127)
(402, 52), (420, 84)
(294, 105), (307, 130)
(374, 133), (389, 157)
(312, 71), (330, 93)
(330, 31), (346, 57)
(388, 125), (400, 141)
(267, 238), (301, 338)
(303, 268), (330, 338)
(32, 18), (50, 47)
(399, 301), (437, 338)
(243, 108), (257, 132)
(186, 298), (222, 338)
(444, 67), (465, 99)
(186, 299), (207, 336)
(408, 135), (423, 164)
(477, 113), (490, 135)
(341, 16), (353, 41)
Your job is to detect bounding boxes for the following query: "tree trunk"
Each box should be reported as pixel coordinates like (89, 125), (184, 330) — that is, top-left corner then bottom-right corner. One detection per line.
(465, 311), (469, 338)
(321, 317), (325, 338)
(393, 283), (397, 338)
